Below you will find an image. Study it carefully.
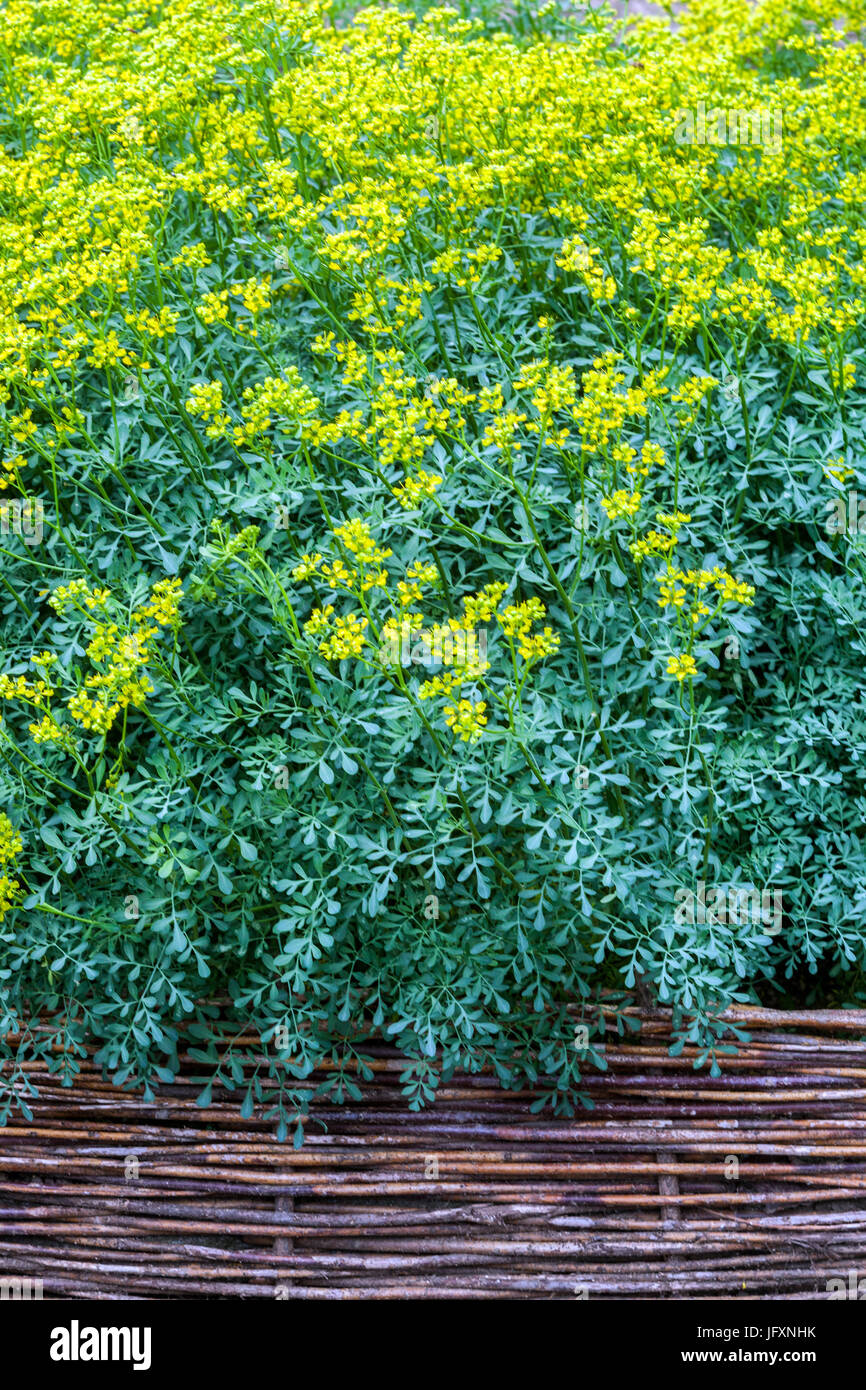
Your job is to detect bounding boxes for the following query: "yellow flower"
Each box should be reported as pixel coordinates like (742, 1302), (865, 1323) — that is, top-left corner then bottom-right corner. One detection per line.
(391, 470), (443, 508)
(304, 606), (334, 635)
(67, 692), (121, 734)
(601, 490), (642, 521)
(171, 243), (211, 271)
(462, 583), (508, 624)
(0, 813), (23, 866)
(714, 574), (756, 606)
(444, 699), (488, 742)
(86, 623), (121, 661)
(406, 560), (438, 586)
(397, 580), (423, 608)
(291, 553), (323, 581)
(657, 577), (688, 609)
(666, 654), (698, 682)
(49, 579), (111, 614)
(318, 613), (369, 661)
(132, 578), (183, 629)
(185, 382), (229, 437)
(630, 530), (678, 563)
(0, 873), (20, 923)
(498, 598), (545, 639)
(517, 626), (560, 662)
(823, 455), (855, 485)
(333, 519), (392, 564)
(320, 559), (356, 589)
(29, 715), (77, 751)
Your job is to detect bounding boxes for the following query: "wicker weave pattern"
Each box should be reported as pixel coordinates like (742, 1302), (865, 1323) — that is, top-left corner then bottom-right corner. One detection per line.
(2, 1007), (865, 1299)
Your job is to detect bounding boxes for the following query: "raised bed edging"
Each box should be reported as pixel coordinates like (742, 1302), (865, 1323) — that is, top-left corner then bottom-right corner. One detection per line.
(2, 1005), (866, 1299)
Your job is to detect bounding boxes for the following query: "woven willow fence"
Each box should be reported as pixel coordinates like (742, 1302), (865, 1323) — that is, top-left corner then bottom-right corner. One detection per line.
(1, 1005), (865, 1298)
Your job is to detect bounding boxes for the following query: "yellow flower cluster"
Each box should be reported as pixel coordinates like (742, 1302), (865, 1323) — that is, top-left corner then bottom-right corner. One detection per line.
(0, 0), (859, 777)
(0, 674), (55, 703)
(292, 521), (558, 740)
(2, 579), (183, 747)
(0, 811), (22, 923)
(556, 237), (616, 303)
(333, 518), (393, 566)
(196, 290), (230, 326)
(461, 582), (508, 624)
(498, 599), (560, 663)
(444, 699), (488, 743)
(172, 243), (212, 271)
(185, 381), (232, 438)
(49, 579), (111, 614)
(87, 333), (137, 371)
(657, 566), (754, 619)
(0, 813), (23, 863)
(230, 275), (272, 322)
(601, 490), (642, 521)
(318, 613), (369, 661)
(630, 511), (691, 563)
(656, 562), (755, 684)
(124, 306), (178, 339)
(391, 469), (443, 509)
(235, 371), (321, 445)
(670, 374), (719, 429)
(573, 353), (648, 457)
(666, 654), (698, 682)
(628, 213), (731, 337)
(824, 456), (855, 486)
(0, 453), (27, 492)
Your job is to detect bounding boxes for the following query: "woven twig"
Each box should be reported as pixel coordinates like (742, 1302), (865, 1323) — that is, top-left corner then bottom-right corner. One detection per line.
(1, 1005), (865, 1298)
